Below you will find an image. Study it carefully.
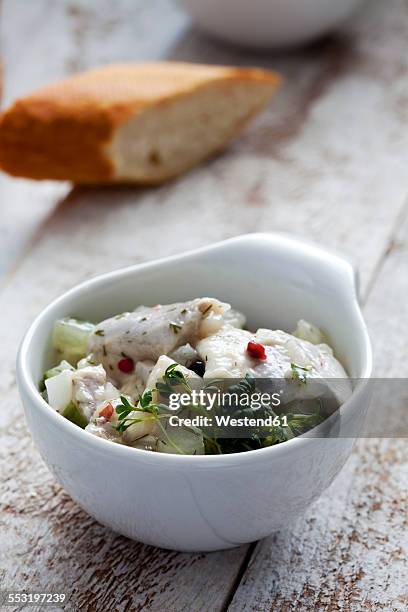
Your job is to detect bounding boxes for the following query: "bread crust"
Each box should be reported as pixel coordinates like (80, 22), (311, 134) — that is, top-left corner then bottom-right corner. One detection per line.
(0, 62), (280, 183)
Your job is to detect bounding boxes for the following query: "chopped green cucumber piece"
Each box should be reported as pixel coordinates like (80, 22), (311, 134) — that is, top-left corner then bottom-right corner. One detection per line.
(40, 360), (75, 392)
(130, 435), (159, 451)
(44, 360), (75, 380)
(62, 401), (88, 429)
(158, 424), (204, 455)
(52, 318), (95, 366)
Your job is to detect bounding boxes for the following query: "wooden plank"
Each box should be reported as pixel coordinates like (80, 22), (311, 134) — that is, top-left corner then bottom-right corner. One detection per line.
(167, 0), (408, 296)
(228, 202), (408, 612)
(1, 475), (247, 612)
(1, 0), (187, 104)
(228, 443), (407, 611)
(0, 0), (76, 280)
(0, 0), (407, 610)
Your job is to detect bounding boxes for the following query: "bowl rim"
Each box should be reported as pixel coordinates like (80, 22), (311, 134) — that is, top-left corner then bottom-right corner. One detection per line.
(17, 233), (373, 468)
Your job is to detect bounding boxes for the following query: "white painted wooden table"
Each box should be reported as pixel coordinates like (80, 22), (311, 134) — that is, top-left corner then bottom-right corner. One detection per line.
(0, 1), (407, 610)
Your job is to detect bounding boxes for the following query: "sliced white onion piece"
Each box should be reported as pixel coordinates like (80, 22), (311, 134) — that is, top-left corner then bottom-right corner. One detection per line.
(45, 369), (74, 412)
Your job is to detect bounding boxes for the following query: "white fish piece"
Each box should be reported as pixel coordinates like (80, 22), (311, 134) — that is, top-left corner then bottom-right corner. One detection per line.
(46, 363), (121, 422)
(255, 328), (347, 379)
(86, 395), (153, 445)
(293, 319), (324, 345)
(255, 327), (351, 404)
(72, 364), (120, 421)
(198, 324), (347, 379)
(197, 326), (255, 379)
(105, 389), (160, 444)
(88, 298), (243, 383)
(197, 326), (291, 379)
(85, 420), (123, 442)
(199, 303), (245, 337)
(120, 360), (155, 402)
(223, 307), (246, 329)
(197, 322), (351, 405)
(168, 343), (200, 367)
(145, 355), (202, 392)
(85, 397), (123, 443)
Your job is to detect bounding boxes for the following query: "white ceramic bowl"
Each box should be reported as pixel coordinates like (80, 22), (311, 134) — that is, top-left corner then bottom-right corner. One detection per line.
(179, 0), (364, 49)
(17, 234), (372, 552)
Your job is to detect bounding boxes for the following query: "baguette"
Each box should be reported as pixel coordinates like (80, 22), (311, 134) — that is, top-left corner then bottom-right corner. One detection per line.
(0, 62), (280, 184)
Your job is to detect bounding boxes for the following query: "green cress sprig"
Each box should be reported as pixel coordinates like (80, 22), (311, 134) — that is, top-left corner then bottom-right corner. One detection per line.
(114, 393), (160, 433)
(115, 364), (191, 433)
(290, 362), (310, 384)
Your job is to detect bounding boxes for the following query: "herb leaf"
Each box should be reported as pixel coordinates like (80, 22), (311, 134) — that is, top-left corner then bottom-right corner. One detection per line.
(139, 389), (153, 409)
(201, 304), (213, 316)
(291, 362), (310, 384)
(165, 363), (191, 390)
(169, 321), (182, 334)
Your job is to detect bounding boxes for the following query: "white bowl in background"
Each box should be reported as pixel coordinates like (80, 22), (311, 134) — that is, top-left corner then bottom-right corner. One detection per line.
(17, 234), (372, 552)
(179, 0), (364, 49)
